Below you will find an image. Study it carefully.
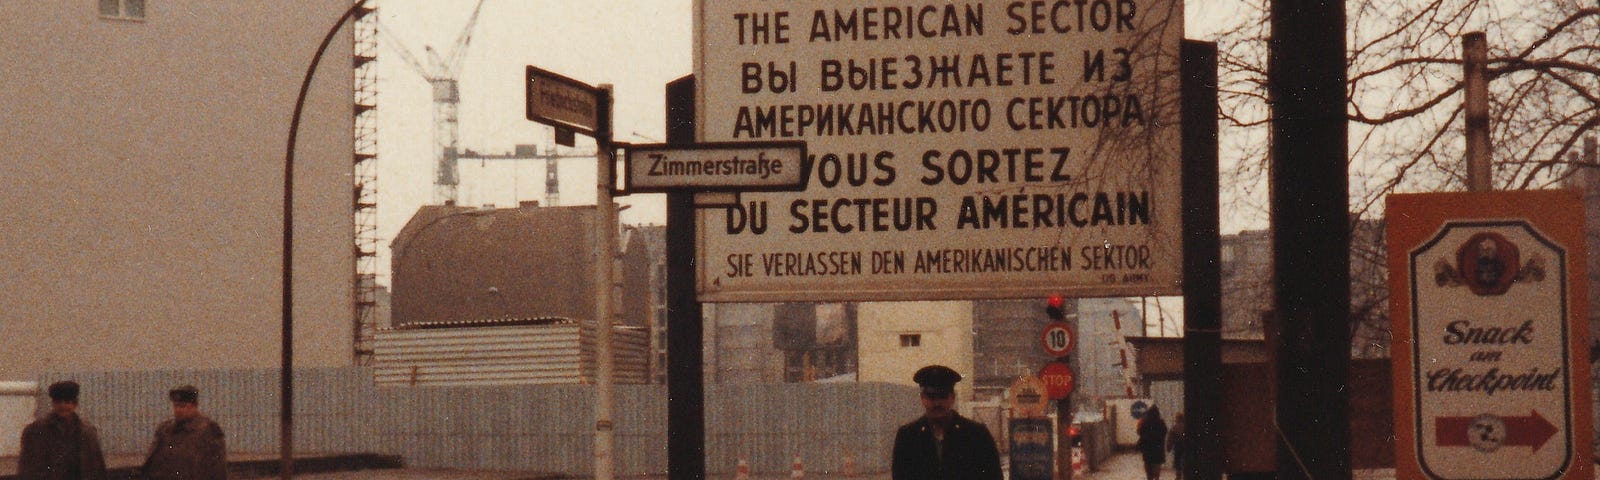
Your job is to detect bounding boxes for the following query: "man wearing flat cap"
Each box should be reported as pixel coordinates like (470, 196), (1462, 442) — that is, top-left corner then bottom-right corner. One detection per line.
(18, 380), (108, 480)
(892, 365), (1001, 480)
(141, 385), (227, 480)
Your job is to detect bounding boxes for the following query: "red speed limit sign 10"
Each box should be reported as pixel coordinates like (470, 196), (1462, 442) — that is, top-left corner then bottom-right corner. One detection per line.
(1041, 321), (1074, 357)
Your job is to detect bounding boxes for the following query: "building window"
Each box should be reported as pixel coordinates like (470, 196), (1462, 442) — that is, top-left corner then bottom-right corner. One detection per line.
(99, 0), (145, 20)
(899, 334), (921, 348)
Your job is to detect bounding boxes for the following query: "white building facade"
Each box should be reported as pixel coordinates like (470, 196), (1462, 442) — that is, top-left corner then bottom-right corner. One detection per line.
(0, 1), (356, 378)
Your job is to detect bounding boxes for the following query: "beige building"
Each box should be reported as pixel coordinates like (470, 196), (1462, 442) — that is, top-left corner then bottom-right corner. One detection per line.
(0, 1), (356, 378)
(857, 301), (976, 399)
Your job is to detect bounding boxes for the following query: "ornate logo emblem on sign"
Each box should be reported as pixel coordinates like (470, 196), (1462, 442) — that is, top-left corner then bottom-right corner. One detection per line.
(1433, 232), (1545, 296)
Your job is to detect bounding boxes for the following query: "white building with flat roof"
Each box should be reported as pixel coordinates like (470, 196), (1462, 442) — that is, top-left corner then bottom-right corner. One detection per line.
(0, 1), (356, 378)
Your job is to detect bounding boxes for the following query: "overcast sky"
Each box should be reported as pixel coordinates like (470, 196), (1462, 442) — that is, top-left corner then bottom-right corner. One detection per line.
(371, 0), (1243, 286)
(374, 0), (692, 284)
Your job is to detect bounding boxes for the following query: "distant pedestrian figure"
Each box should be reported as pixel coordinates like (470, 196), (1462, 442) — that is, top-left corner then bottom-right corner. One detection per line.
(1167, 412), (1186, 480)
(891, 365), (1002, 480)
(1136, 405), (1168, 480)
(141, 385), (227, 480)
(17, 381), (108, 480)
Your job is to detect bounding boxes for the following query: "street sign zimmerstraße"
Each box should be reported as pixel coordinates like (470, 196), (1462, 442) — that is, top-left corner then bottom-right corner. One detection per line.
(624, 141), (808, 193)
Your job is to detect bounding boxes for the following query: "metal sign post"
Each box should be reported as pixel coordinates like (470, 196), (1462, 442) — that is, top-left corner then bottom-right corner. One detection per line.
(591, 84), (616, 480)
(526, 67), (616, 480)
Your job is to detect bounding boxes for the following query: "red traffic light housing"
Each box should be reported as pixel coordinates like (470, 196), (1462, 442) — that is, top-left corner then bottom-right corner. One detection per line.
(1045, 294), (1066, 321)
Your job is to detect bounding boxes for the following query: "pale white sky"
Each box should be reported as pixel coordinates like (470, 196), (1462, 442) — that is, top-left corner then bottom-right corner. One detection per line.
(375, 0), (692, 285)
(372, 0), (1244, 286)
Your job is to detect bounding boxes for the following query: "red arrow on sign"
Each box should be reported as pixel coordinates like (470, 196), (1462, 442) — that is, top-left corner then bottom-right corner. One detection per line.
(1436, 410), (1558, 452)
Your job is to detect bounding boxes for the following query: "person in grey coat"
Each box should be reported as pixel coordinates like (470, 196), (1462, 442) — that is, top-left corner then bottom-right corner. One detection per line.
(17, 381), (108, 480)
(141, 385), (227, 480)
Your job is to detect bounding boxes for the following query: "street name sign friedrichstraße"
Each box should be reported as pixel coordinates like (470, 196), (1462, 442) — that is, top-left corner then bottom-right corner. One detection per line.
(525, 65), (601, 136)
(693, 0), (1184, 302)
(1388, 190), (1593, 480)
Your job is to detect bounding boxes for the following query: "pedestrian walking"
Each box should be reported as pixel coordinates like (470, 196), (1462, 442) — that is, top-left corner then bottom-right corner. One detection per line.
(141, 385), (227, 480)
(891, 365), (1002, 480)
(1167, 412), (1186, 480)
(1136, 405), (1168, 480)
(17, 381), (108, 480)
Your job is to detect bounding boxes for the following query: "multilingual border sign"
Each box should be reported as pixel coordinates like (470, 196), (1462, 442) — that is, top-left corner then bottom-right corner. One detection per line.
(693, 0), (1184, 302)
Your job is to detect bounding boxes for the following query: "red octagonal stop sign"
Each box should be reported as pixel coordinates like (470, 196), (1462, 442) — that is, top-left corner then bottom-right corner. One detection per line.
(1039, 360), (1076, 400)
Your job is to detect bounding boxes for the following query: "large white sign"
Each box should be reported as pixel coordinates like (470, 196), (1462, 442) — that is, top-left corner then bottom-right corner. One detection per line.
(694, 0), (1183, 302)
(1411, 223), (1574, 478)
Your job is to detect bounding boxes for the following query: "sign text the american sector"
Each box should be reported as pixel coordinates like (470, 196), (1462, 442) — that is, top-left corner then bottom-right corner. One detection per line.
(696, 0), (1182, 301)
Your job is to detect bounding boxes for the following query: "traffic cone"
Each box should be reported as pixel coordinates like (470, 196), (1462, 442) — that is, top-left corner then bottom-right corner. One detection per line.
(790, 454), (805, 479)
(1072, 446), (1086, 475)
(735, 457), (750, 480)
(842, 452), (858, 477)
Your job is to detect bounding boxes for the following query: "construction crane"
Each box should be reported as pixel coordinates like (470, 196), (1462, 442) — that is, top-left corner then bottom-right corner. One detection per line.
(378, 0), (487, 205)
(457, 143), (595, 207)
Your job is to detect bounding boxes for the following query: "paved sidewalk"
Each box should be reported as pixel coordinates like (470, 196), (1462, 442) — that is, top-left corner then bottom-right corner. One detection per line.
(1075, 451), (1395, 480)
(1077, 451), (1166, 480)
(292, 468), (895, 480)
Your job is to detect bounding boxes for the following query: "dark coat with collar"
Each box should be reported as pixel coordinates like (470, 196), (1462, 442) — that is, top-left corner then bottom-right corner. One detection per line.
(891, 414), (1002, 480)
(17, 413), (108, 480)
(141, 415), (227, 480)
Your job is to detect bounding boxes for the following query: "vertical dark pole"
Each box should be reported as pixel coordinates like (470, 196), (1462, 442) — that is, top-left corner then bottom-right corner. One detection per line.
(1180, 40), (1222, 480)
(1057, 397), (1073, 480)
(1462, 32), (1491, 192)
(1269, 1), (1351, 479)
(665, 75), (706, 480)
(281, 4), (368, 478)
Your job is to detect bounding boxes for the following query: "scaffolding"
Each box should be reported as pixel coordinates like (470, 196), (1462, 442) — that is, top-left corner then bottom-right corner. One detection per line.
(352, 0), (380, 365)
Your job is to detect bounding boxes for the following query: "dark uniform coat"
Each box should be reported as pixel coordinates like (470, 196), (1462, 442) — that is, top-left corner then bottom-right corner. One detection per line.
(891, 414), (1002, 480)
(17, 414), (108, 480)
(142, 415), (227, 480)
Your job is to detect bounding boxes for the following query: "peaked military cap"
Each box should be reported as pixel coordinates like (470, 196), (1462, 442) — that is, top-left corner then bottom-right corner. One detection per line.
(912, 365), (962, 394)
(169, 385), (200, 403)
(47, 381), (80, 402)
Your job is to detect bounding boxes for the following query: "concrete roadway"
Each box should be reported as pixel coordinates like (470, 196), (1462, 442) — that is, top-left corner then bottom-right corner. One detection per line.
(3, 451), (1396, 479)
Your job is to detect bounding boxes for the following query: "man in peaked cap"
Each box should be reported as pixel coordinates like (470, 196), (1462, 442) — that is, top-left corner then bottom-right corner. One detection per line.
(142, 385), (227, 480)
(891, 365), (1001, 480)
(18, 381), (108, 480)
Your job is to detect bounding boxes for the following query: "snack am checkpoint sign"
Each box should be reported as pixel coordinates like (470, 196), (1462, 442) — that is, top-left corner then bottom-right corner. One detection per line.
(693, 0), (1184, 302)
(1388, 190), (1592, 480)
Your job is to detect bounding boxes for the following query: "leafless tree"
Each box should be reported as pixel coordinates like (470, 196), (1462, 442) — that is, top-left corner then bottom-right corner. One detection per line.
(1208, 0), (1600, 353)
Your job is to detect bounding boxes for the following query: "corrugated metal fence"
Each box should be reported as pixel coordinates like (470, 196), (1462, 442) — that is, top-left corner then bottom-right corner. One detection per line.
(33, 368), (920, 476)
(34, 368), (379, 456)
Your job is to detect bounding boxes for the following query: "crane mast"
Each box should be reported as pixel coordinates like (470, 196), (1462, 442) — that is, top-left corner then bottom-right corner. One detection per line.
(379, 0), (486, 206)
